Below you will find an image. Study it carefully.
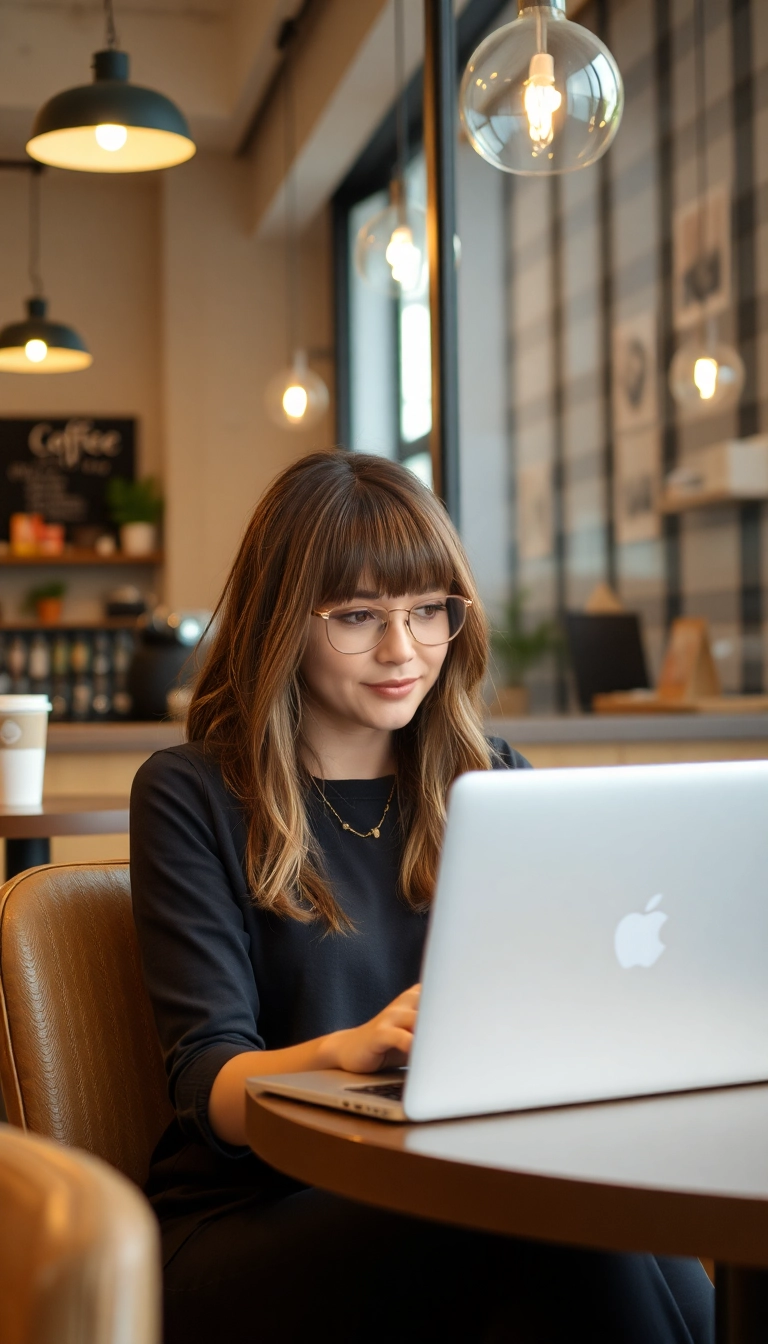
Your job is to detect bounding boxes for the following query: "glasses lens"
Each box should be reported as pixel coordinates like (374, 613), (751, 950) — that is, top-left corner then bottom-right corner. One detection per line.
(409, 596), (467, 646)
(325, 607), (388, 653)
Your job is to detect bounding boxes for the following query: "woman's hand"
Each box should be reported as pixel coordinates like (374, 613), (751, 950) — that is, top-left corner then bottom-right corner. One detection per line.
(326, 985), (421, 1074)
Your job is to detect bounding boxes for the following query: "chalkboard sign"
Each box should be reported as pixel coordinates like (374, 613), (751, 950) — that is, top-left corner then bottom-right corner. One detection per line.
(0, 417), (136, 540)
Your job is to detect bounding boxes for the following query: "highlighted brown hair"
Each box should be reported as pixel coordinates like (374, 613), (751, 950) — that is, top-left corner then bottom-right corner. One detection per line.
(188, 450), (493, 931)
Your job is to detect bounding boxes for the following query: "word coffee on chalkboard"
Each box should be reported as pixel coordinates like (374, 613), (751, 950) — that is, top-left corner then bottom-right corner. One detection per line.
(0, 417), (135, 539)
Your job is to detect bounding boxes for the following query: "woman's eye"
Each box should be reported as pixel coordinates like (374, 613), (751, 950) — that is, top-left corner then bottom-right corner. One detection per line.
(333, 608), (378, 627)
(413, 603), (446, 620)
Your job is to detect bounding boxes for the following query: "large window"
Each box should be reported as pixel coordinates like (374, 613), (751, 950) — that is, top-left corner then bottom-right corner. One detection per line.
(336, 0), (768, 707)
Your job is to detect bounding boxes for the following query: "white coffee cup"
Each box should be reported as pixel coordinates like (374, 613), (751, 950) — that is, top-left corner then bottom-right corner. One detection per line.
(0, 695), (52, 806)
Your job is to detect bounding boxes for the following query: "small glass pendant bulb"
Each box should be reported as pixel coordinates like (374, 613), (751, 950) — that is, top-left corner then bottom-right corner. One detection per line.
(460, 0), (624, 176)
(282, 380), (308, 421)
(385, 224), (422, 290)
(265, 349), (329, 432)
(669, 336), (745, 419)
(355, 179), (428, 298)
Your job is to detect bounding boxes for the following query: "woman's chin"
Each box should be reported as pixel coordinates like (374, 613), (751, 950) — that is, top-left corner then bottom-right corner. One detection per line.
(361, 699), (424, 732)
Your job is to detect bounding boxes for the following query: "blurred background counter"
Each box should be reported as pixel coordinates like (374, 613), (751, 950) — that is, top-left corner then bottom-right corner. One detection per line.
(0, 720), (184, 881)
(486, 715), (768, 769)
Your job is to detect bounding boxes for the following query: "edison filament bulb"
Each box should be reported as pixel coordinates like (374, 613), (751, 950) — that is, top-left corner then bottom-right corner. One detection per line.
(669, 339), (745, 419)
(265, 350), (329, 432)
(460, 0), (623, 176)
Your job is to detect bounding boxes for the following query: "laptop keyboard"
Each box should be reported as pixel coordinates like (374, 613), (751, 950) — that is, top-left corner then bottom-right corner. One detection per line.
(345, 1080), (405, 1102)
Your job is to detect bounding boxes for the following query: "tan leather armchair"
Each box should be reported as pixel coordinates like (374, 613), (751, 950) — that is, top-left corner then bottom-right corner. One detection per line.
(0, 862), (172, 1187)
(0, 1121), (161, 1344)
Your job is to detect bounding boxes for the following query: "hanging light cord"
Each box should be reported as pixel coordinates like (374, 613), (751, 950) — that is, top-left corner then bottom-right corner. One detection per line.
(693, 0), (711, 330)
(28, 168), (44, 300)
(394, 0), (408, 188)
(281, 24), (300, 364)
(104, 0), (119, 50)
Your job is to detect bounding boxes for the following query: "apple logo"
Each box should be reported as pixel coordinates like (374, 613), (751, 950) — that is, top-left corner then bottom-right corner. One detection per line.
(614, 893), (667, 969)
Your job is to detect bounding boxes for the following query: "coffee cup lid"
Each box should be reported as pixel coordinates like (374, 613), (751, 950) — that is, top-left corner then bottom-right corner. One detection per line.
(0, 695), (52, 713)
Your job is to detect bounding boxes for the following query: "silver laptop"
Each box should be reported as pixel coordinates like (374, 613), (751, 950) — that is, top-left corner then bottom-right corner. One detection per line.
(249, 760), (768, 1122)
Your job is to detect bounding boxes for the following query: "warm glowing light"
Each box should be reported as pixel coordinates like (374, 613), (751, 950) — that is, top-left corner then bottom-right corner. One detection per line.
(282, 384), (308, 420)
(523, 52), (562, 153)
(95, 123), (128, 152)
(385, 225), (423, 291)
(25, 338), (47, 363)
(693, 357), (718, 400)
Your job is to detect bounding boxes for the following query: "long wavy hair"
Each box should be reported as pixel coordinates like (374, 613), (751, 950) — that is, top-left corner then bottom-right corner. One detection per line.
(188, 450), (494, 932)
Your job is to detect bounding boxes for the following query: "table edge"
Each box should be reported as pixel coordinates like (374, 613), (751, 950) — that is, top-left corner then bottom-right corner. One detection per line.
(246, 1092), (768, 1268)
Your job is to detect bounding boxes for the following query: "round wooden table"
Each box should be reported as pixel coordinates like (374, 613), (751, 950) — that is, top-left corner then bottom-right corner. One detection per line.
(0, 796), (130, 878)
(247, 1079), (768, 1343)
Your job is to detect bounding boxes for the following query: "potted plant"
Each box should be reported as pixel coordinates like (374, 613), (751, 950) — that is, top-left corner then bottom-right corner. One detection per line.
(25, 581), (66, 626)
(488, 590), (560, 716)
(106, 477), (163, 557)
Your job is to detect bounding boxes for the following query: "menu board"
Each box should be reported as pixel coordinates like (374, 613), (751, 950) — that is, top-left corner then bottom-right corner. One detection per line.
(0, 416), (136, 539)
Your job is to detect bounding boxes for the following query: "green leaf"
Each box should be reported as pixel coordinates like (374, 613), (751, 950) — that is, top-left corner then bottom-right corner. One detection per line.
(106, 476), (164, 526)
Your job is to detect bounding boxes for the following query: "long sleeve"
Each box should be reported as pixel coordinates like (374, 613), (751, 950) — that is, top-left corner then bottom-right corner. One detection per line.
(130, 747), (263, 1156)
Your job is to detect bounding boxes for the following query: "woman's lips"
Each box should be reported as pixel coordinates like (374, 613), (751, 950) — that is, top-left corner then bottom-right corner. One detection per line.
(363, 678), (418, 700)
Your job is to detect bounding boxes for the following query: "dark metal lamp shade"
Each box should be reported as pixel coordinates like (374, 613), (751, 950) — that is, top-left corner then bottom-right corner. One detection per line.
(0, 298), (92, 373)
(27, 49), (196, 173)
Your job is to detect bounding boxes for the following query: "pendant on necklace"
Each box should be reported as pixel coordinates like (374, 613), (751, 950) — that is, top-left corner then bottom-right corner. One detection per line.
(342, 823), (350, 830)
(372, 827), (380, 838)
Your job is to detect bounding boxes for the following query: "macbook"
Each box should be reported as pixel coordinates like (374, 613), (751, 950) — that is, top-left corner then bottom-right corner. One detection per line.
(249, 760), (768, 1122)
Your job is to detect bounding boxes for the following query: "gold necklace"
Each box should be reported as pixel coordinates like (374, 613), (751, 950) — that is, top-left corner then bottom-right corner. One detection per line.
(310, 776), (396, 840)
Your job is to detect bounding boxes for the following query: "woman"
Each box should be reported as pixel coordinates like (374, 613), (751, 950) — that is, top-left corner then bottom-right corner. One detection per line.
(131, 450), (713, 1344)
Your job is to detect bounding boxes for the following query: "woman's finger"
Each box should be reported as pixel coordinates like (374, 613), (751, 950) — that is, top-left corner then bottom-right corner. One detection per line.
(378, 1027), (415, 1056)
(381, 1007), (418, 1031)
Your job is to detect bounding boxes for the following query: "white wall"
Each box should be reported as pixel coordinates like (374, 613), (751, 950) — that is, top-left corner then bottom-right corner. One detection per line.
(160, 152), (335, 612)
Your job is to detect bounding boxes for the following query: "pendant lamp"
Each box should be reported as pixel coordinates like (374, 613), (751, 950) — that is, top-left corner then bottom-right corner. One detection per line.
(459, 0), (624, 175)
(668, 0), (743, 418)
(0, 171), (91, 374)
(354, 0), (428, 298)
(26, 0), (195, 173)
(265, 23), (329, 433)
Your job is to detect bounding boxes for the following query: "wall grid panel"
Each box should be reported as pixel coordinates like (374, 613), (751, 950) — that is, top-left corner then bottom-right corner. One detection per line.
(507, 0), (766, 708)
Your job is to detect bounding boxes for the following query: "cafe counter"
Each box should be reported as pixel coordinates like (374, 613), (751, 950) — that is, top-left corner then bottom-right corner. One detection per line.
(487, 714), (768, 768)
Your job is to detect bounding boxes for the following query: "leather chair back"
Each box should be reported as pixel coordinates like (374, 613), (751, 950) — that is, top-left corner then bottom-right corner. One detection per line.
(0, 1121), (161, 1344)
(0, 863), (172, 1187)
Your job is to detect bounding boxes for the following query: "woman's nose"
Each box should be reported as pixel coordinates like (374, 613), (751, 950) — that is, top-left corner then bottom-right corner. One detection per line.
(377, 612), (415, 662)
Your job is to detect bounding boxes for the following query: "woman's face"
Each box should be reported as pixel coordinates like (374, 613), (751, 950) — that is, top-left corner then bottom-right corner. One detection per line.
(300, 584), (451, 735)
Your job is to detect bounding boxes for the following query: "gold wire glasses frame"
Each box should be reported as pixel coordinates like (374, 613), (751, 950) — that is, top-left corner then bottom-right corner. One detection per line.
(313, 596), (473, 655)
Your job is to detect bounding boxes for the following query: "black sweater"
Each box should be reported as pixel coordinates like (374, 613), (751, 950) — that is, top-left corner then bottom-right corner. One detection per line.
(129, 736), (529, 1255)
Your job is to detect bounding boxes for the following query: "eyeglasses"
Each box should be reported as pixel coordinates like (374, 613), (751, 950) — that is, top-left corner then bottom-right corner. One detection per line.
(313, 596), (472, 655)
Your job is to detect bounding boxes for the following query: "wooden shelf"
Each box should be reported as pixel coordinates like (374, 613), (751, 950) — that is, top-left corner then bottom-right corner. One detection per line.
(0, 620), (140, 632)
(0, 550), (163, 567)
(659, 492), (768, 514)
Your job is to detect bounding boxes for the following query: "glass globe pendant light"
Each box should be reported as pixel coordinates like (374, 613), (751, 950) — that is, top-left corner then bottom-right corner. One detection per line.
(354, 0), (428, 297)
(265, 349), (329, 431)
(459, 0), (624, 175)
(669, 331), (744, 419)
(355, 180), (428, 299)
(0, 170), (91, 374)
(26, 0), (195, 173)
(265, 21), (329, 433)
(668, 0), (743, 420)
